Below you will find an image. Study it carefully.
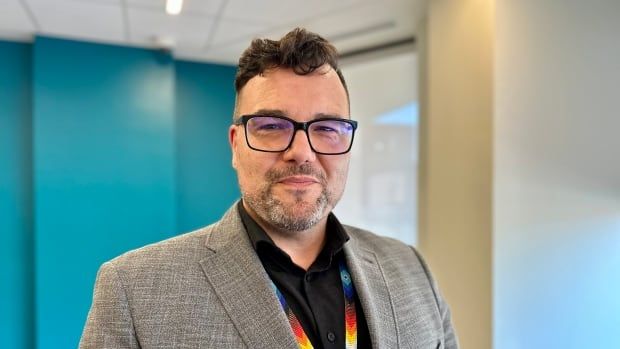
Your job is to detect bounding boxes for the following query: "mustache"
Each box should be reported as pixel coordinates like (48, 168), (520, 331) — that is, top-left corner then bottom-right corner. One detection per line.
(265, 164), (327, 185)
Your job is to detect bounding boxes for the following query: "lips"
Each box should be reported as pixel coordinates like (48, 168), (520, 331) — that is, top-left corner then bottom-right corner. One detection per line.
(278, 176), (320, 186)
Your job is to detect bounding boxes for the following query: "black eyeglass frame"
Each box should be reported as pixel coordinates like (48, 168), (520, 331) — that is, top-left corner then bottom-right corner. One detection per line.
(233, 114), (359, 155)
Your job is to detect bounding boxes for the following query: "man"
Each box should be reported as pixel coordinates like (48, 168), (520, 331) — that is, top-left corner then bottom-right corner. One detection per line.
(80, 28), (458, 349)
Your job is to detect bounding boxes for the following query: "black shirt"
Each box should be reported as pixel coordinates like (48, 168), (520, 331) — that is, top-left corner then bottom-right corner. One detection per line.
(237, 202), (372, 349)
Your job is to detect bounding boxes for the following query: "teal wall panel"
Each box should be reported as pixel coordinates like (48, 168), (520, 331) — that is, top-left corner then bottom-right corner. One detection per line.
(175, 60), (239, 232)
(0, 40), (34, 349)
(33, 37), (177, 348)
(1, 36), (238, 348)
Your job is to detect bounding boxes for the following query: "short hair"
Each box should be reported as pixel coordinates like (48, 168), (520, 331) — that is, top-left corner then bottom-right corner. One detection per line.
(234, 28), (349, 115)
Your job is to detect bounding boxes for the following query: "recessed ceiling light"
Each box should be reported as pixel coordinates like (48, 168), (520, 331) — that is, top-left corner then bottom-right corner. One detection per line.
(166, 0), (183, 15)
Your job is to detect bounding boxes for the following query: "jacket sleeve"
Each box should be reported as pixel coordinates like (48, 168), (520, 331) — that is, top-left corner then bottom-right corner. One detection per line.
(411, 247), (459, 349)
(79, 261), (140, 349)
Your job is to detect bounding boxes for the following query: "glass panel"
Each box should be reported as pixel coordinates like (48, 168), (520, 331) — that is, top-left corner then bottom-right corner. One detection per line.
(335, 51), (418, 245)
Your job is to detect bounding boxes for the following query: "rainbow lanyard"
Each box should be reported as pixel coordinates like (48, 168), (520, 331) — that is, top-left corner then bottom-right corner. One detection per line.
(270, 260), (357, 349)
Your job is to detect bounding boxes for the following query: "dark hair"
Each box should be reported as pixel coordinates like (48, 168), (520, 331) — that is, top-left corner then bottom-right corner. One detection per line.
(234, 28), (349, 101)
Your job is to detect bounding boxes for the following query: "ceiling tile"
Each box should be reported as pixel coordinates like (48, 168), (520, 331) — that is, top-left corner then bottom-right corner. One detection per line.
(222, 0), (362, 24)
(182, 0), (226, 15)
(0, 0), (422, 64)
(126, 0), (166, 10)
(208, 0), (392, 52)
(28, 0), (125, 43)
(127, 7), (214, 50)
(303, 1), (399, 38)
(299, 0), (419, 53)
(0, 0), (36, 34)
(127, 0), (224, 16)
(72, 0), (121, 4)
(208, 18), (269, 47)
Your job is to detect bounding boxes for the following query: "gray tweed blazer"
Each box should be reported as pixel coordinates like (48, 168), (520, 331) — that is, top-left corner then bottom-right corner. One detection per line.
(80, 203), (458, 348)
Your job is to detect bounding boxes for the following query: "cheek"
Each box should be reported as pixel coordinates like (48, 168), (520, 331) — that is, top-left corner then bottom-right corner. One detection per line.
(325, 157), (350, 189)
(235, 151), (273, 188)
(237, 159), (258, 188)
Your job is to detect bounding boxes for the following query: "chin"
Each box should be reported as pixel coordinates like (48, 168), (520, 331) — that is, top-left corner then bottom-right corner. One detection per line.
(279, 194), (325, 212)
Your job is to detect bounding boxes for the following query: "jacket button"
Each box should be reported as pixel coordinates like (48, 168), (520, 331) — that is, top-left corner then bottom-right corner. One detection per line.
(327, 331), (336, 343)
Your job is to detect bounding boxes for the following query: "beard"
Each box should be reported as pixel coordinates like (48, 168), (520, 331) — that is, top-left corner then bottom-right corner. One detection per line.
(242, 163), (334, 233)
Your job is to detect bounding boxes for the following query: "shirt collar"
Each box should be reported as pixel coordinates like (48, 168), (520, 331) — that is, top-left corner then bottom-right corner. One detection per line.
(237, 200), (350, 269)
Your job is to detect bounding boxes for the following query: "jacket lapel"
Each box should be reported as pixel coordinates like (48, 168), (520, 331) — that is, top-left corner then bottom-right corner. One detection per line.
(198, 205), (297, 349)
(344, 236), (399, 348)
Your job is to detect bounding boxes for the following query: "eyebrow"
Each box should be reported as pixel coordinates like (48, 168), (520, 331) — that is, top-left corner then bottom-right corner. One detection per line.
(252, 109), (287, 117)
(251, 109), (347, 119)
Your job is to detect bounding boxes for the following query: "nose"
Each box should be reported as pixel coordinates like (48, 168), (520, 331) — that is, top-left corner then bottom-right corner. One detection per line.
(282, 130), (317, 164)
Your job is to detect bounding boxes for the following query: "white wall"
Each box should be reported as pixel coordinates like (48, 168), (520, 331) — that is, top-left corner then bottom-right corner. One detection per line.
(494, 1), (620, 348)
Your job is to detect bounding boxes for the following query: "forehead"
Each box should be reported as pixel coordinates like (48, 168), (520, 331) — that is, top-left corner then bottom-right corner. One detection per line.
(237, 67), (349, 119)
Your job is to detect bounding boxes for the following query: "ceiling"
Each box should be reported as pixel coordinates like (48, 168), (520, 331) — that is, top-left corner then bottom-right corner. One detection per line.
(0, 0), (425, 64)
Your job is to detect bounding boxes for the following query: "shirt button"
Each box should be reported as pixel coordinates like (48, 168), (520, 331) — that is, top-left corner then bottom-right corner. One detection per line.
(305, 274), (313, 282)
(327, 331), (336, 343)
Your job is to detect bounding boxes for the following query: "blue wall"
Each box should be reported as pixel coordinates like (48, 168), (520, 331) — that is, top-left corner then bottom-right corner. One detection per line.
(0, 36), (238, 348)
(0, 40), (34, 349)
(33, 37), (178, 348)
(175, 60), (239, 232)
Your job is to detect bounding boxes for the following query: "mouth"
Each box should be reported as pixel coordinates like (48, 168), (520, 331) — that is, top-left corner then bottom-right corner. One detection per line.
(277, 176), (320, 188)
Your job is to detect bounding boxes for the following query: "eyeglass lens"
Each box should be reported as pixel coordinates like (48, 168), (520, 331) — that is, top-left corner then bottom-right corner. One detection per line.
(246, 116), (354, 154)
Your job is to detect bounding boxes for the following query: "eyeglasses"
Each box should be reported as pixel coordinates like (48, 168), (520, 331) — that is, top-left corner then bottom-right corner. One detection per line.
(234, 115), (358, 155)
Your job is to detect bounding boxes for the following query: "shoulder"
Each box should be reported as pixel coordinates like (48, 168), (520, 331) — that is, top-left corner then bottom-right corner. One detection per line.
(343, 226), (458, 347)
(343, 225), (436, 287)
(90, 224), (221, 312)
(101, 224), (215, 277)
(343, 224), (418, 260)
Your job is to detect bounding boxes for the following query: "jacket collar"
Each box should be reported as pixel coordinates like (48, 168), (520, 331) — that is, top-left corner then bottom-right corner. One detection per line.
(343, 234), (399, 348)
(199, 203), (298, 349)
(199, 202), (397, 348)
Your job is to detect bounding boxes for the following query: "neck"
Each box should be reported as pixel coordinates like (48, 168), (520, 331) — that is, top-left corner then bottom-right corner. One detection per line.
(244, 203), (328, 270)
(268, 222), (327, 270)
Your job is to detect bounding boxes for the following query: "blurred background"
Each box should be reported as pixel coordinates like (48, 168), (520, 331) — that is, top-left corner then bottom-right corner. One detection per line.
(0, 0), (618, 348)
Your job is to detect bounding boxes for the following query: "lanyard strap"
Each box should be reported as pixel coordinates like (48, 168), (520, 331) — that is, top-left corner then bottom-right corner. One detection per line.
(270, 260), (358, 349)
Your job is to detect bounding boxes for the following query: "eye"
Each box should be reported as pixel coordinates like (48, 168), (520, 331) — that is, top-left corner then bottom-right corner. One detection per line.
(249, 117), (292, 132)
(257, 123), (286, 130)
(311, 120), (352, 135)
(314, 125), (338, 132)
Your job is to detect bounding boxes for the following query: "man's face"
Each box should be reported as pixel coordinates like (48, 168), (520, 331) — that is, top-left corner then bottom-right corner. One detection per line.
(229, 66), (351, 234)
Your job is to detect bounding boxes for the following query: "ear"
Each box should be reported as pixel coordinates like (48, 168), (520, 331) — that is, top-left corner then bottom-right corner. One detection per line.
(229, 124), (239, 169)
